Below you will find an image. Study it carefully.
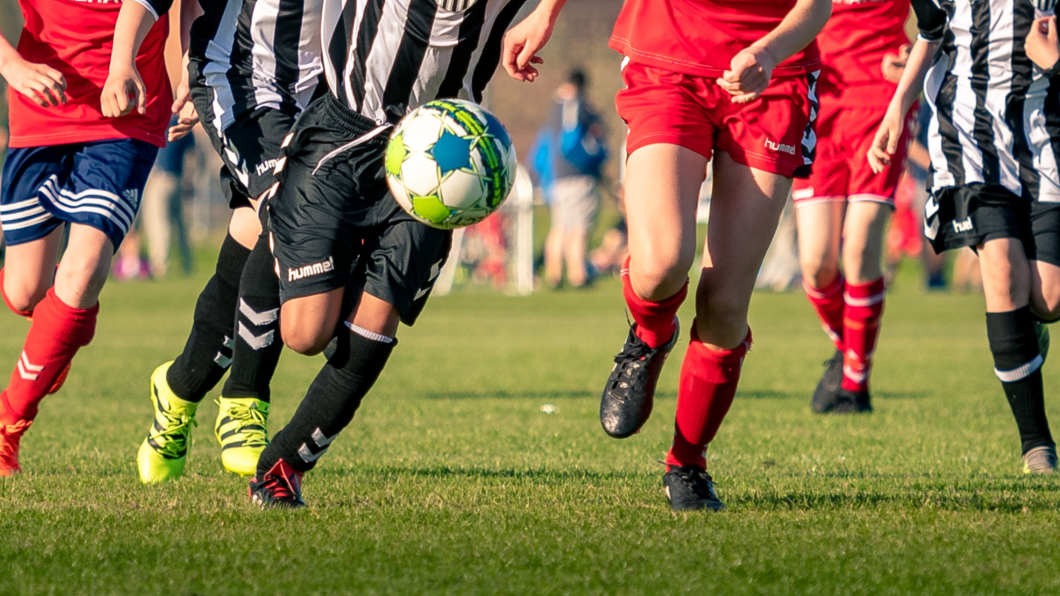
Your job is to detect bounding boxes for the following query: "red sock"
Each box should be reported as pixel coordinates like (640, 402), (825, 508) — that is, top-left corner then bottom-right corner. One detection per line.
(0, 268), (33, 318)
(841, 278), (885, 393)
(804, 274), (845, 351)
(665, 322), (752, 470)
(0, 288), (97, 425)
(622, 258), (687, 349)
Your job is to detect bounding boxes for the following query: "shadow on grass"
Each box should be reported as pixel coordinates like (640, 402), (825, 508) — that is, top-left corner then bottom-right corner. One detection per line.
(324, 463), (649, 483)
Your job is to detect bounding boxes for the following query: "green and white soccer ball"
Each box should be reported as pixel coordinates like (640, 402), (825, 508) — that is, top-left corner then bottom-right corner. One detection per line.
(385, 99), (517, 230)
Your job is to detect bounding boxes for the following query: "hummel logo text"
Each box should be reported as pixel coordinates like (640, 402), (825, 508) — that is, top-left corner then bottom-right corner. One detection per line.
(255, 159), (278, 177)
(952, 217), (974, 233)
(764, 139), (796, 155)
(288, 257), (335, 282)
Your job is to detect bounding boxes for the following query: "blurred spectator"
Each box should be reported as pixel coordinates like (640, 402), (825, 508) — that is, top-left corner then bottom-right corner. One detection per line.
(531, 68), (607, 289)
(589, 184), (628, 277)
(886, 105), (947, 289)
(141, 120), (195, 277)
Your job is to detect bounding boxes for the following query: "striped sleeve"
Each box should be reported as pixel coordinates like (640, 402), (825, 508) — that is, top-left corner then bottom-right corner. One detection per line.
(911, 0), (947, 42)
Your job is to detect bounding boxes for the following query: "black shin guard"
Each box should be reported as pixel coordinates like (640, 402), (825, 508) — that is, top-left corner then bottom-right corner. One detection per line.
(221, 233), (284, 402)
(987, 307), (1055, 454)
(167, 233), (251, 402)
(257, 329), (395, 475)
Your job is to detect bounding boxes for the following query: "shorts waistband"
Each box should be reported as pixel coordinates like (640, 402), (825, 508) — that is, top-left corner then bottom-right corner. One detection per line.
(322, 94), (390, 139)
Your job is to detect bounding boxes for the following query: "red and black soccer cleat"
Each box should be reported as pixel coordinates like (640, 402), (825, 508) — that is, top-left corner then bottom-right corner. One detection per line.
(248, 458), (305, 509)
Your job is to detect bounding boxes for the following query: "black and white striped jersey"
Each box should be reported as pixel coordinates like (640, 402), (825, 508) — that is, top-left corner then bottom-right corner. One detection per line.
(913, 0), (1060, 202)
(189, 0), (324, 133)
(321, 0), (528, 124)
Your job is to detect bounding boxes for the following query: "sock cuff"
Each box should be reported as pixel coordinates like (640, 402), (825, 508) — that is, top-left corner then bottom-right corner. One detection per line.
(0, 269), (33, 318)
(845, 277), (886, 303)
(345, 321), (395, 344)
(803, 274), (845, 299)
(621, 267), (688, 314)
(689, 322), (752, 363)
(35, 288), (98, 346)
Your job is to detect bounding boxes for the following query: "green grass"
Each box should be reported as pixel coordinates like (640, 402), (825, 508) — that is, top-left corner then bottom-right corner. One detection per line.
(2, 262), (1060, 595)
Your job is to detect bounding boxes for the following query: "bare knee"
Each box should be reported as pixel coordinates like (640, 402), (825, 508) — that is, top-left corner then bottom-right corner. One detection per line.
(800, 255), (841, 289)
(1031, 291), (1060, 321)
(2, 279), (47, 315)
(281, 320), (333, 356)
(630, 252), (694, 300)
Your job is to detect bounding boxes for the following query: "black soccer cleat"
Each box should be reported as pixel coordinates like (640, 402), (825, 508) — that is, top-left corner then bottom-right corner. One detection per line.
(248, 458), (306, 510)
(832, 388), (872, 414)
(663, 466), (727, 512)
(600, 320), (679, 438)
(811, 350), (844, 413)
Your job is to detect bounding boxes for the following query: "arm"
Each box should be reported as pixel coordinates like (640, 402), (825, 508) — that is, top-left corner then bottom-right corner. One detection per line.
(716, 0), (832, 104)
(0, 31), (66, 107)
(101, 0), (163, 117)
(501, 0), (569, 82)
(867, 39), (938, 172)
(168, 0), (205, 141)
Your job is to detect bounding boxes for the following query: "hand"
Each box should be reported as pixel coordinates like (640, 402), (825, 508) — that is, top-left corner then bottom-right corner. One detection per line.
(167, 63), (199, 141)
(1026, 16), (1060, 71)
(0, 58), (66, 107)
(881, 43), (911, 84)
(867, 107), (906, 174)
(501, 10), (552, 82)
(101, 63), (146, 118)
(717, 45), (776, 104)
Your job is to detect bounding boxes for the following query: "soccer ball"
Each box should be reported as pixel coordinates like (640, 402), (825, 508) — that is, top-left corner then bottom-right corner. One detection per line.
(385, 99), (517, 230)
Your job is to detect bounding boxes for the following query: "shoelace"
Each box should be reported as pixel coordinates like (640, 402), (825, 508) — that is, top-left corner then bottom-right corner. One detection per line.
(260, 474), (298, 501)
(218, 401), (269, 447)
(673, 467), (717, 499)
(151, 412), (197, 458)
(1025, 447), (1057, 471)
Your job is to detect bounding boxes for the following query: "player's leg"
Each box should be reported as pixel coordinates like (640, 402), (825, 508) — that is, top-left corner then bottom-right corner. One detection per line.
(794, 200), (846, 412)
(978, 237), (1055, 472)
(599, 143), (703, 438)
(544, 196), (566, 288)
(251, 191), (450, 508)
(1, 228), (63, 317)
(138, 105), (296, 482)
(835, 200), (892, 412)
(663, 151), (789, 510)
(1, 139), (155, 475)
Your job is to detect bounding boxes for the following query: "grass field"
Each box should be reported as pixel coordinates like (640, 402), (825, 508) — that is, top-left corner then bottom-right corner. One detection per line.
(2, 260), (1060, 595)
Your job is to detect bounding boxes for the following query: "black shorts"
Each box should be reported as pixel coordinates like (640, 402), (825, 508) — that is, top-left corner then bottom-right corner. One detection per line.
(267, 94), (452, 326)
(189, 59), (298, 208)
(925, 184), (1060, 267)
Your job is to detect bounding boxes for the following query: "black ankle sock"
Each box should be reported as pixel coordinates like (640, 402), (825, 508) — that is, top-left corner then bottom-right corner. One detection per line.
(257, 329), (395, 475)
(167, 233), (250, 402)
(221, 232), (283, 403)
(987, 306), (1055, 454)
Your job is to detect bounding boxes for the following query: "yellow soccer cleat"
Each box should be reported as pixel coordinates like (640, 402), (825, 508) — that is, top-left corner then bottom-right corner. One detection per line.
(137, 362), (198, 484)
(215, 397), (270, 477)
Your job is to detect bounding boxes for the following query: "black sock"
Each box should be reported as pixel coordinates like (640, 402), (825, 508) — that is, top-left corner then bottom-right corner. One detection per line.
(167, 233), (250, 402)
(257, 329), (395, 475)
(987, 306), (1055, 454)
(221, 232), (284, 403)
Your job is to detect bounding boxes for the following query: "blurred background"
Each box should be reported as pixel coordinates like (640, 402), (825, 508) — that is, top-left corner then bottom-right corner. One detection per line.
(0, 0), (978, 296)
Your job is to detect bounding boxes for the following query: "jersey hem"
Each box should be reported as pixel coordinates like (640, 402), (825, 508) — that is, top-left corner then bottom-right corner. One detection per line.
(9, 129), (166, 150)
(609, 38), (821, 78)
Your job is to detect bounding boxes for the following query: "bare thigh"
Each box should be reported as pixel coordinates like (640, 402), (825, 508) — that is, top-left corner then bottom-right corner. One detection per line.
(623, 144), (707, 300)
(2, 226), (64, 312)
(795, 200), (845, 287)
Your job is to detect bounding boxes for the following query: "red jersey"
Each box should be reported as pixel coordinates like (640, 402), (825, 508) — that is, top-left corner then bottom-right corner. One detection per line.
(7, 0), (171, 149)
(609, 0), (822, 78)
(816, 0), (911, 107)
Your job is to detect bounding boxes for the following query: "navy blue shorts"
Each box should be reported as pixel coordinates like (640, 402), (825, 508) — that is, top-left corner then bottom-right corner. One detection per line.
(0, 139), (159, 249)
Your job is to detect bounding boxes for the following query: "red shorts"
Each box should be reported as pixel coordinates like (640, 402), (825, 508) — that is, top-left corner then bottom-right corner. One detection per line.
(791, 104), (912, 205)
(615, 61), (818, 179)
